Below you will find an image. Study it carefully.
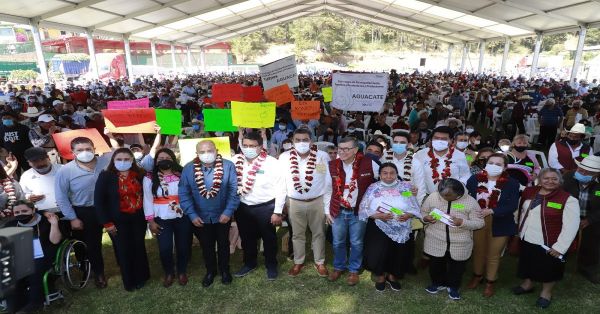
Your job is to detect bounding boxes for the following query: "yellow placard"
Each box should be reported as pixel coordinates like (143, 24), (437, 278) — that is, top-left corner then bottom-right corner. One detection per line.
(231, 101), (276, 128)
(178, 137), (232, 166)
(322, 87), (332, 102)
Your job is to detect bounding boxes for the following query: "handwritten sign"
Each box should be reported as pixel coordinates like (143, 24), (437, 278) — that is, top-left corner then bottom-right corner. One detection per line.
(231, 101), (276, 128)
(259, 55), (299, 90)
(203, 109), (238, 132)
(178, 137), (232, 166)
(52, 128), (111, 160)
(331, 72), (389, 112)
(291, 101), (320, 120)
(102, 108), (156, 133)
(107, 97), (149, 110)
(264, 84), (295, 106)
(155, 109), (182, 135)
(322, 87), (332, 102)
(211, 84), (244, 103)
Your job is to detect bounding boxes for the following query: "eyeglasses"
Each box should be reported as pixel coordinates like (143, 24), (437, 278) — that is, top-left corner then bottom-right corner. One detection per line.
(338, 147), (356, 153)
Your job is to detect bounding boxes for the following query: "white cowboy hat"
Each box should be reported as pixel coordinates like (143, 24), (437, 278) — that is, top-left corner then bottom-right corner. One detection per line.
(568, 123), (587, 134)
(20, 106), (43, 117)
(575, 155), (600, 173)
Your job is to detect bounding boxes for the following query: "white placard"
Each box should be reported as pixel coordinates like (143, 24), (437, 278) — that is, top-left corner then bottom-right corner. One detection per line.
(331, 72), (389, 112)
(259, 55), (299, 90)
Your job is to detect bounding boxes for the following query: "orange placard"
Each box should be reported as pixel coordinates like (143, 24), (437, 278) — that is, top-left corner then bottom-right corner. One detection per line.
(52, 128), (112, 160)
(291, 101), (321, 120)
(264, 84), (295, 106)
(102, 108), (156, 133)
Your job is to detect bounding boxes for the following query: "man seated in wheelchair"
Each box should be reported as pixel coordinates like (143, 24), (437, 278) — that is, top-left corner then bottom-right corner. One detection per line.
(3, 200), (62, 313)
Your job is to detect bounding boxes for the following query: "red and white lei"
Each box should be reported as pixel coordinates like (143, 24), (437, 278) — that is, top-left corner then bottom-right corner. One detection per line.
(1, 178), (17, 217)
(400, 149), (414, 182)
(428, 146), (454, 184)
(475, 170), (509, 210)
(334, 153), (364, 208)
(194, 154), (224, 198)
(290, 144), (317, 194)
(235, 150), (268, 196)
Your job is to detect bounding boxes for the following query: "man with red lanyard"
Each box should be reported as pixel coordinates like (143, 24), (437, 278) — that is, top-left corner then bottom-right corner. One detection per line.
(326, 137), (379, 286)
(549, 123), (593, 173)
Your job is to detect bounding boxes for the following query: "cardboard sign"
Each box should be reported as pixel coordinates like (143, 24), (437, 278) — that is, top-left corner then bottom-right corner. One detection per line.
(291, 101), (320, 120)
(322, 87), (332, 102)
(102, 108), (156, 133)
(155, 109), (182, 135)
(231, 101), (276, 128)
(242, 86), (264, 102)
(259, 55), (299, 90)
(331, 72), (389, 112)
(264, 84), (295, 106)
(107, 97), (149, 110)
(178, 137), (232, 166)
(52, 128), (111, 160)
(211, 84), (244, 103)
(203, 109), (238, 132)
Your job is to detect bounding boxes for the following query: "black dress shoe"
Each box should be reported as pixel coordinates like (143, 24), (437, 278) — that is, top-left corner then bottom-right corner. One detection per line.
(221, 272), (232, 285)
(202, 273), (216, 287)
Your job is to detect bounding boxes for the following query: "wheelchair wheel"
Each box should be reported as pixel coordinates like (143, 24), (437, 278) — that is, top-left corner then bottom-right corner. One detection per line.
(59, 240), (91, 290)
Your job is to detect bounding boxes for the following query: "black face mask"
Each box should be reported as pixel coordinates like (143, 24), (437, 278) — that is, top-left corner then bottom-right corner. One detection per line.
(15, 214), (34, 224)
(157, 160), (173, 170)
(567, 139), (581, 146)
(514, 146), (528, 153)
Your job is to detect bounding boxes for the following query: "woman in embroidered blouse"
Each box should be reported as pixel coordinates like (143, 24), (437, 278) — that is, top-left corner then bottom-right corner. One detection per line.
(142, 148), (191, 288)
(359, 163), (422, 292)
(0, 164), (24, 218)
(512, 168), (580, 309)
(466, 153), (520, 297)
(95, 147), (150, 292)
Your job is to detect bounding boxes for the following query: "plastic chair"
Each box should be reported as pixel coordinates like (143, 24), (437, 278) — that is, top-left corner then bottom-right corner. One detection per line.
(314, 141), (334, 151)
(529, 150), (548, 169)
(391, 128), (410, 136)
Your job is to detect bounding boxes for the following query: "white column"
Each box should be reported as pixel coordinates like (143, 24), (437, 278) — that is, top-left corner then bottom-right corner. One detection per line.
(170, 44), (177, 72)
(200, 47), (206, 72)
(186, 45), (193, 73)
(29, 21), (49, 83)
(123, 37), (134, 82)
(150, 40), (158, 77)
(86, 30), (98, 79)
(460, 43), (467, 72)
(570, 26), (587, 82)
(530, 33), (543, 78)
(477, 40), (485, 74)
(500, 37), (510, 77)
(446, 44), (453, 73)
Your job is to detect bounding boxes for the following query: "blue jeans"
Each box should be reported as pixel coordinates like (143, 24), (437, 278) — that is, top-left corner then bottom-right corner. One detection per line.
(155, 217), (192, 276)
(332, 209), (367, 273)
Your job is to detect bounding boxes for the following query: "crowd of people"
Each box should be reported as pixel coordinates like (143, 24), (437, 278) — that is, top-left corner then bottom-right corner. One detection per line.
(1, 70), (600, 312)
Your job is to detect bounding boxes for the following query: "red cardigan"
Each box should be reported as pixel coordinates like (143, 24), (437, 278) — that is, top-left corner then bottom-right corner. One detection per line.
(328, 154), (375, 218)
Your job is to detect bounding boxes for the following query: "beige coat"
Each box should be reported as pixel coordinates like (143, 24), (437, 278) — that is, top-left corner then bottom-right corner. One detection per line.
(421, 192), (485, 261)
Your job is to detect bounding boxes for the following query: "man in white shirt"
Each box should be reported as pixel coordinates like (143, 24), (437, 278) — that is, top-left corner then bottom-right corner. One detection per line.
(279, 129), (331, 278)
(390, 131), (426, 205)
(19, 147), (63, 212)
(413, 126), (471, 195)
(548, 123), (594, 173)
(233, 132), (286, 280)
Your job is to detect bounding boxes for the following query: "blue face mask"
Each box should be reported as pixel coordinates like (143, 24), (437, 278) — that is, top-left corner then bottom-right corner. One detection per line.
(2, 119), (14, 127)
(192, 124), (200, 131)
(392, 143), (407, 154)
(574, 171), (594, 184)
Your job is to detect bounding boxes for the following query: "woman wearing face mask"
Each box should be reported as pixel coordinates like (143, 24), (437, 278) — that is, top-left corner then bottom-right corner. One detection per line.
(507, 134), (541, 182)
(454, 132), (476, 165)
(466, 154), (520, 297)
(143, 148), (191, 287)
(94, 148), (150, 291)
(359, 163), (422, 292)
(0, 164), (24, 218)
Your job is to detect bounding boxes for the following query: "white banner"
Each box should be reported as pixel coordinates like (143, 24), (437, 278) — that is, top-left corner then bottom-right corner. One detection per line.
(259, 55), (299, 90)
(331, 72), (389, 112)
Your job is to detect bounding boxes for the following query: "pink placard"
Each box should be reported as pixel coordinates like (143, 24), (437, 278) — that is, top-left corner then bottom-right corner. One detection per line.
(107, 97), (150, 110)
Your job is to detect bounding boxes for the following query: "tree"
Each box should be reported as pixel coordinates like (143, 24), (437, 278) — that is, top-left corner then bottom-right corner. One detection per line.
(230, 32), (267, 63)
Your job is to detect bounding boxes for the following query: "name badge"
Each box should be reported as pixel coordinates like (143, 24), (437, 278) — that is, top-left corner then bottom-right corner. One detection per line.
(466, 155), (473, 162)
(452, 203), (465, 211)
(257, 170), (265, 174)
(595, 191), (600, 197)
(547, 202), (562, 210)
(401, 191), (413, 197)
(581, 153), (589, 158)
(33, 238), (44, 259)
(316, 164), (326, 173)
(525, 162), (534, 167)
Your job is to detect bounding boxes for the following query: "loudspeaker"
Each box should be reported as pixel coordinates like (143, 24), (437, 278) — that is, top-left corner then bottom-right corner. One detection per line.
(0, 227), (33, 296)
(420, 58), (426, 66)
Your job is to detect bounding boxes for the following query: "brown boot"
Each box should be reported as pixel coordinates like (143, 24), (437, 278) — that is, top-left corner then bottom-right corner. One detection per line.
(483, 281), (495, 297)
(95, 274), (107, 289)
(163, 274), (174, 288)
(288, 264), (304, 277)
(466, 275), (483, 289)
(328, 270), (343, 282)
(178, 273), (188, 286)
(315, 264), (329, 277)
(347, 272), (360, 286)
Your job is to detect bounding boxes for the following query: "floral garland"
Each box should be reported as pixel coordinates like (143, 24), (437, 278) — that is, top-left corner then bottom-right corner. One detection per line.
(290, 144), (317, 194)
(157, 171), (170, 196)
(194, 154), (224, 198)
(475, 170), (509, 210)
(235, 149), (268, 196)
(384, 149), (394, 162)
(400, 149), (414, 182)
(1, 178), (16, 217)
(334, 153), (364, 208)
(428, 146), (455, 184)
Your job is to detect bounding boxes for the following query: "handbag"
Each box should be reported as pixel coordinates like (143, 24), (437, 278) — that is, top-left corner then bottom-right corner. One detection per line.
(507, 194), (537, 256)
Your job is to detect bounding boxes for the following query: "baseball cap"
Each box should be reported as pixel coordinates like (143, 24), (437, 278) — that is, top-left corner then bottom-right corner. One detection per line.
(38, 114), (55, 123)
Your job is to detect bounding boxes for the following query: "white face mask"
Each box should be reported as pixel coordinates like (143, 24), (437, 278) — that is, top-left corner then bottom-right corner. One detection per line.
(294, 142), (310, 154)
(241, 147), (259, 159)
(432, 140), (449, 151)
(380, 180), (397, 187)
(485, 164), (504, 176)
(198, 152), (216, 164)
(133, 151), (144, 161)
(282, 143), (292, 150)
(473, 140), (481, 145)
(456, 141), (469, 150)
(466, 128), (474, 134)
(500, 145), (510, 152)
(75, 151), (95, 163)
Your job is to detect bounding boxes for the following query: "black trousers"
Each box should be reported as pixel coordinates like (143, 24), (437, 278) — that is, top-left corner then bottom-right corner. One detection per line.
(72, 206), (104, 277)
(538, 125), (558, 150)
(427, 251), (467, 289)
(515, 118), (526, 135)
(109, 210), (150, 290)
(472, 102), (487, 124)
(578, 222), (600, 272)
(194, 222), (231, 274)
(235, 200), (278, 270)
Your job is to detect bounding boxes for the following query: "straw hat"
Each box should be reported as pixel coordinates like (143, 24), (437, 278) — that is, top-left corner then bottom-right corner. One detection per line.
(568, 123), (587, 134)
(518, 95), (532, 100)
(20, 107), (43, 118)
(575, 155), (600, 173)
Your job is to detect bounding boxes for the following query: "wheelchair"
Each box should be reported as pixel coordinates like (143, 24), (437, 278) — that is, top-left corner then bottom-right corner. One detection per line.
(42, 238), (91, 305)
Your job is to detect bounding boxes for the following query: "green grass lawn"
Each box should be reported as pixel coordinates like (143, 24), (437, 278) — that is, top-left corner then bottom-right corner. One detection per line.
(47, 230), (600, 314)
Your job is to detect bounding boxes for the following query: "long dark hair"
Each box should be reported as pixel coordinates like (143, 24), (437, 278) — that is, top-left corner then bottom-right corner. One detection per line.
(106, 147), (145, 179)
(0, 164), (8, 180)
(151, 148), (182, 197)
